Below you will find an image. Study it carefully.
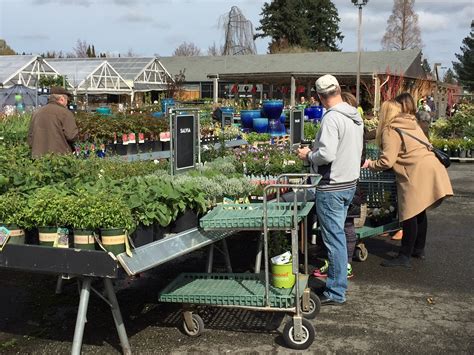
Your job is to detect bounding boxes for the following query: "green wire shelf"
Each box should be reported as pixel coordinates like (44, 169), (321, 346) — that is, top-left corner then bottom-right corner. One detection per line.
(199, 202), (314, 230)
(158, 272), (308, 308)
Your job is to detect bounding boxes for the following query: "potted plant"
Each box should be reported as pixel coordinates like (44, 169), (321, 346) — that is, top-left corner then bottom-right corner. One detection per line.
(98, 193), (134, 256)
(25, 186), (73, 247)
(0, 192), (28, 245)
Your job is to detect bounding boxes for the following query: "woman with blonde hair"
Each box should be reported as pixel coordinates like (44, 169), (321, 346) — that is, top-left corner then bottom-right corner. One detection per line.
(363, 100), (453, 267)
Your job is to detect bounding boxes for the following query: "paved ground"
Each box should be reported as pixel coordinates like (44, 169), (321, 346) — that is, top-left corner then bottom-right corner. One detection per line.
(0, 163), (473, 354)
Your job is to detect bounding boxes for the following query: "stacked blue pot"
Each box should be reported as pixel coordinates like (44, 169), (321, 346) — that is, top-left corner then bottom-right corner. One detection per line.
(240, 110), (262, 129)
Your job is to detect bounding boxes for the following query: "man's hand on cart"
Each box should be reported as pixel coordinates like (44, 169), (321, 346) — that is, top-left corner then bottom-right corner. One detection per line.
(297, 146), (311, 160)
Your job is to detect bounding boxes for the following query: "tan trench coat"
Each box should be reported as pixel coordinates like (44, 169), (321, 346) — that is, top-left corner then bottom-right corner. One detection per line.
(368, 114), (453, 221)
(28, 99), (78, 158)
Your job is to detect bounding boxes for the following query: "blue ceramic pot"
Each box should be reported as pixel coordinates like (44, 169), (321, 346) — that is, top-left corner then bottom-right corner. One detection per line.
(152, 111), (164, 118)
(241, 110), (261, 129)
(161, 98), (175, 113)
(279, 112), (286, 125)
(269, 119), (284, 136)
(252, 118), (269, 133)
(262, 100), (284, 120)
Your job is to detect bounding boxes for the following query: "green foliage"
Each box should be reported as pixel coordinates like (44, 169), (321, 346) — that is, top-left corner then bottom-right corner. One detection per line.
(244, 132), (271, 145)
(232, 144), (304, 176)
(255, 0), (343, 52)
(0, 192), (28, 227)
(304, 122), (320, 141)
(38, 76), (67, 88)
(431, 104), (474, 138)
(64, 189), (134, 231)
(453, 20), (474, 92)
(24, 185), (73, 227)
(0, 113), (32, 145)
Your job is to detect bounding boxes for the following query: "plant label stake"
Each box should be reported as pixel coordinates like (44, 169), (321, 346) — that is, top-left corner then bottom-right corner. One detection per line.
(290, 109), (303, 147)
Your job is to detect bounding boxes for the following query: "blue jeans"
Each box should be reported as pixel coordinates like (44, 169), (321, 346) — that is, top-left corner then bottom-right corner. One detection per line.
(316, 187), (356, 303)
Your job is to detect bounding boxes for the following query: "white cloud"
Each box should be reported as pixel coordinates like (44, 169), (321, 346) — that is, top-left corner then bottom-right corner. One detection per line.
(418, 11), (449, 32)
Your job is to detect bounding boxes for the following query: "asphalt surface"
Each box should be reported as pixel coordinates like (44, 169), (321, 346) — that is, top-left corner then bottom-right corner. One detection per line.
(0, 163), (473, 354)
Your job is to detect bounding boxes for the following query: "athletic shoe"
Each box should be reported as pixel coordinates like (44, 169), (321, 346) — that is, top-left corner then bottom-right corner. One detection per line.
(312, 259), (329, 278)
(313, 260), (354, 279)
(347, 263), (354, 279)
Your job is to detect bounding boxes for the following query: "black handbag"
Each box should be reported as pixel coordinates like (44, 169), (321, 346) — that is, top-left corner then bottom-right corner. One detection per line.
(395, 128), (451, 168)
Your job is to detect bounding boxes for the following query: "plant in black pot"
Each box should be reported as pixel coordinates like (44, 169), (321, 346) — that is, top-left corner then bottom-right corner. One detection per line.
(0, 192), (28, 245)
(97, 192), (134, 256)
(25, 186), (73, 247)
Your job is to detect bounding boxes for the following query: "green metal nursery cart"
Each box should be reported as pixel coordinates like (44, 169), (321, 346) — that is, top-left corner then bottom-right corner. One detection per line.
(353, 145), (401, 262)
(159, 174), (322, 350)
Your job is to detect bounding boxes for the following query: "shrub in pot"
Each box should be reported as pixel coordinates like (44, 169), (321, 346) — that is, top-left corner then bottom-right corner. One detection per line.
(25, 186), (73, 247)
(97, 193), (134, 256)
(0, 192), (28, 245)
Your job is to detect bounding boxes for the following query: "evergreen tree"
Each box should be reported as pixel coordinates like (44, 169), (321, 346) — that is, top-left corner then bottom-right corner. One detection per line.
(422, 58), (431, 74)
(443, 68), (456, 84)
(381, 0), (422, 50)
(453, 21), (474, 92)
(91, 45), (96, 57)
(86, 45), (91, 58)
(0, 39), (16, 55)
(255, 0), (343, 53)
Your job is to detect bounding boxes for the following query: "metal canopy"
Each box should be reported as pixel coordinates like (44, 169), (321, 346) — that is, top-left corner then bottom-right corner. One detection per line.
(0, 55), (60, 88)
(49, 59), (132, 94)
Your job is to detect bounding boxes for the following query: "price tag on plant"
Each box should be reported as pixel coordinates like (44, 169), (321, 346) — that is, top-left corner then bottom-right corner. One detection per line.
(128, 133), (136, 144)
(138, 132), (145, 143)
(122, 134), (129, 145)
(0, 226), (11, 251)
(55, 227), (70, 248)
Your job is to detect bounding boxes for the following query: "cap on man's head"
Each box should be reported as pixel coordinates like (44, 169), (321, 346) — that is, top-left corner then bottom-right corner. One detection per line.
(315, 74), (339, 94)
(50, 86), (71, 96)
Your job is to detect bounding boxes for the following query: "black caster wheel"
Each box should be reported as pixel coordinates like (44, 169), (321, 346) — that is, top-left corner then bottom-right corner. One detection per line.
(301, 291), (321, 319)
(354, 244), (368, 262)
(182, 313), (204, 337)
(283, 317), (315, 350)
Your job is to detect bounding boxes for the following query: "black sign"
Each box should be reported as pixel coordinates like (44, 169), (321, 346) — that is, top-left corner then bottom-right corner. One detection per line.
(290, 110), (303, 146)
(174, 114), (195, 171)
(221, 112), (234, 127)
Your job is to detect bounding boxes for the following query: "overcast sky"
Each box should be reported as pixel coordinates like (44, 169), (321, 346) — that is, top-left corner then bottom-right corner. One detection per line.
(1, 0), (472, 77)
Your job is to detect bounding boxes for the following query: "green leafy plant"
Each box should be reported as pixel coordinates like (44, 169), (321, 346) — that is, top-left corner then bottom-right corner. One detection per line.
(24, 185), (73, 227)
(0, 192), (28, 227)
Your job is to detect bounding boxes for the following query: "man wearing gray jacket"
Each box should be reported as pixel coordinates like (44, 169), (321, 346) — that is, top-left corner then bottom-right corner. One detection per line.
(298, 75), (364, 306)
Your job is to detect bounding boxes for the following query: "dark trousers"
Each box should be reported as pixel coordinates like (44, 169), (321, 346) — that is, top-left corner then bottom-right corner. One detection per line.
(400, 210), (428, 257)
(345, 218), (357, 263)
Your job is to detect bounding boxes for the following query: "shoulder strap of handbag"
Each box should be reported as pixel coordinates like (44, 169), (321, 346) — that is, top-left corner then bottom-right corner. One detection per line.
(394, 127), (433, 150)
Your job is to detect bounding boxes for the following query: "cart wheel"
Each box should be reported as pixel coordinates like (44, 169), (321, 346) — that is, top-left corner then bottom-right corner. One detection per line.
(354, 245), (368, 262)
(182, 314), (204, 337)
(283, 318), (315, 350)
(301, 291), (321, 319)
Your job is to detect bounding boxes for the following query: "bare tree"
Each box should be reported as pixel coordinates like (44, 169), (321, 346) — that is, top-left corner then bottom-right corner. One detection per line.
(219, 6), (257, 55)
(172, 42), (201, 56)
(125, 48), (137, 57)
(381, 0), (423, 50)
(207, 42), (223, 56)
(73, 39), (90, 58)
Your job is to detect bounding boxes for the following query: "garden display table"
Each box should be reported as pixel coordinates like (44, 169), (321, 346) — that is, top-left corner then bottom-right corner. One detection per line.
(0, 227), (237, 354)
(0, 244), (130, 355)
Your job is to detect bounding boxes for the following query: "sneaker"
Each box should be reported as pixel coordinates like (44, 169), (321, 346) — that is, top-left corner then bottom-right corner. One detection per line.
(312, 259), (329, 278)
(347, 263), (354, 279)
(313, 260), (354, 279)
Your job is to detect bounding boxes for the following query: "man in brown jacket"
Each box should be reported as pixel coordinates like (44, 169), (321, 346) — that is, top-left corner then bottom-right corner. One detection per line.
(28, 87), (78, 158)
